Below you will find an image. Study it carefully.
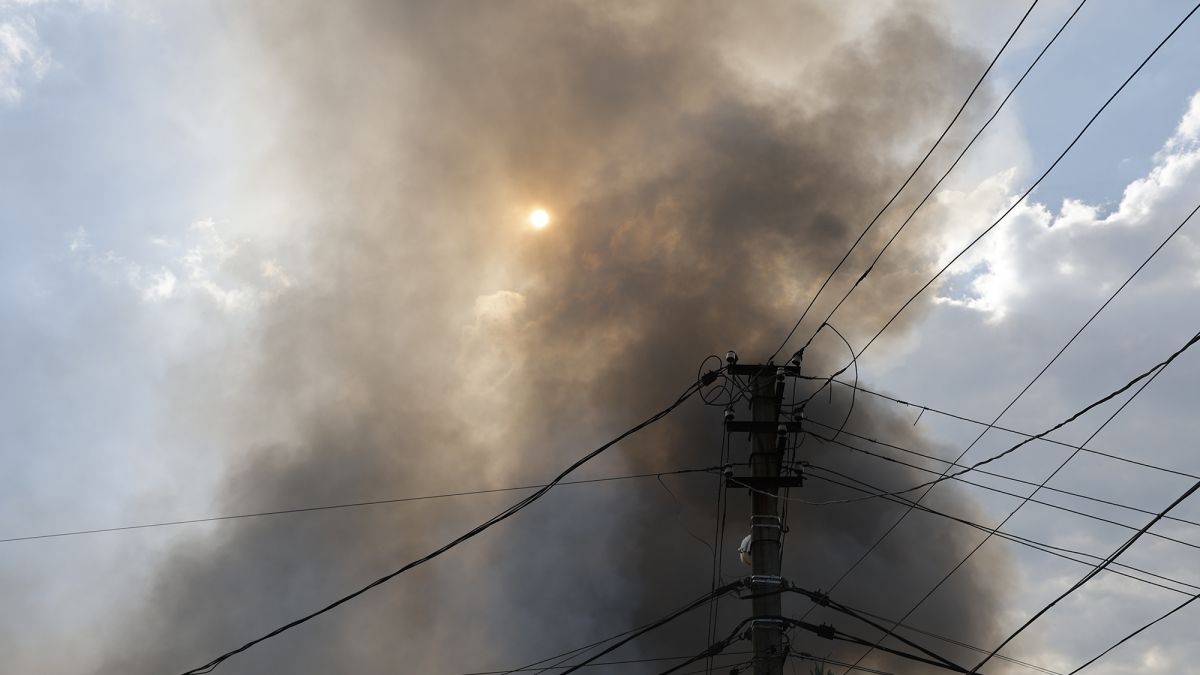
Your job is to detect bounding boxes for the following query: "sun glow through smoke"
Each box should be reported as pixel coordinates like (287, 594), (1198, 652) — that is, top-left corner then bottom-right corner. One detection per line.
(529, 209), (550, 229)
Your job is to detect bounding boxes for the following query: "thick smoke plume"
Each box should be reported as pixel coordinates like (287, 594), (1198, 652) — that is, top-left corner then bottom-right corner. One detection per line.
(100, 2), (1017, 673)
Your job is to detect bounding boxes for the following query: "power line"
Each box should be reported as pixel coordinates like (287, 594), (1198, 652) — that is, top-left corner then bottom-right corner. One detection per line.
(789, 652), (896, 675)
(489, 601), (686, 675)
(969, 478), (1200, 673)
(804, 423), (1200, 549)
(826, 380), (1200, 482)
(733, 455), (1194, 588)
(798, 192), (1200, 669)
(705, 430), (734, 673)
(763, 0), (1041, 365)
(786, 586), (970, 672)
(1065, 592), (1199, 674)
(653, 617), (753, 675)
(804, 330), (1200, 506)
(803, 466), (1200, 597)
(782, 616), (973, 674)
(824, 0), (1200, 367)
(809, 169), (1199, 483)
(828, 604), (1064, 675)
(798, 0), (1086, 355)
(0, 467), (722, 546)
(835, 322), (1200, 671)
(558, 580), (745, 675)
(178, 375), (713, 675)
(791, 5), (1194, 646)
(460, 651), (757, 674)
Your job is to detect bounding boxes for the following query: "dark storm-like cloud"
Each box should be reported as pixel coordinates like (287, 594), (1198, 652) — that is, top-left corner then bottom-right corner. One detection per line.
(98, 2), (1018, 673)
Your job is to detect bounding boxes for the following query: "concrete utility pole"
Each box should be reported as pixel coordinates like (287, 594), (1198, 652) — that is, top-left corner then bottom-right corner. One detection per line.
(726, 358), (801, 675)
(749, 368), (786, 675)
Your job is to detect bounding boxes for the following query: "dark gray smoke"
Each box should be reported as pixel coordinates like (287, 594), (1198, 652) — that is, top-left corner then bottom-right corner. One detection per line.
(99, 2), (1017, 673)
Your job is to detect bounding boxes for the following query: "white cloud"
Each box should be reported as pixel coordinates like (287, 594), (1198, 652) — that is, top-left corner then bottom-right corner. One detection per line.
(929, 88), (1200, 321)
(69, 218), (292, 311)
(1167, 92), (1200, 150)
(880, 88), (1200, 675)
(141, 267), (175, 302)
(0, 15), (50, 104)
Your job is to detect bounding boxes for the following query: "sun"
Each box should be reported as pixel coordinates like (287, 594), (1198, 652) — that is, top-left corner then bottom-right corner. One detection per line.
(529, 208), (550, 229)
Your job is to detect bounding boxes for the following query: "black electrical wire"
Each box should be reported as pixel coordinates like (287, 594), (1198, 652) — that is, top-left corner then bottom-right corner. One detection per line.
(821, 604), (1064, 675)
(823, 0), (1200, 367)
(784, 617), (973, 674)
(969, 479), (1200, 673)
(704, 430), (733, 674)
(835, 322), (1200, 671)
(800, 323), (859, 442)
(559, 580), (746, 675)
(764, 0), (1041, 366)
(826, 379), (1200, 482)
(805, 330), (1200, 506)
(787, 587), (969, 672)
(460, 651), (757, 675)
(789, 652), (896, 675)
(802, 466), (1200, 597)
(797, 61), (1200, 628)
(804, 424), (1200, 551)
(819, 189), (1200, 520)
(178, 375), (714, 675)
(803, 177), (1199, 429)
(774, 197), (1200, 656)
(674, 657), (758, 675)
(798, 0), (1087, 355)
(1, 467), (724, 546)
(801, 417), (1200, 533)
(496, 601), (705, 675)
(1066, 592), (1200, 674)
(657, 617), (754, 675)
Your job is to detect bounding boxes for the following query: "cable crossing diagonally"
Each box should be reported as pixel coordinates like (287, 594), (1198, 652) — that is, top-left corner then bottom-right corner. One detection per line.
(818, 0), (1200, 367)
(969, 478), (1200, 673)
(178, 373), (716, 675)
(826, 379), (1200, 482)
(0, 467), (723, 546)
(807, 329), (1200, 673)
(791, 10), (1200, 649)
(1064, 590), (1200, 674)
(762, 0), (1042, 365)
(798, 0), (1088, 356)
(805, 423), (1200, 551)
(803, 466), (1200, 597)
(801, 330), (1200, 506)
(777, 191), (1200, 672)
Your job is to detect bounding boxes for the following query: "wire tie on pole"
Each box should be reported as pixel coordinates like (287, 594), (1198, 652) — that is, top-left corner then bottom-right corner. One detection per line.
(751, 618), (788, 632)
(751, 515), (783, 530)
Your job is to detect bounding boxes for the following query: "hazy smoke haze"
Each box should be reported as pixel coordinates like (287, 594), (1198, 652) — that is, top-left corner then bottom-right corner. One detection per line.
(98, 2), (1019, 672)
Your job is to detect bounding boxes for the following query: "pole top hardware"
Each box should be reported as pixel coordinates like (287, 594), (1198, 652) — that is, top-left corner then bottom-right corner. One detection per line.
(747, 574), (786, 587)
(726, 475), (804, 490)
(751, 515), (783, 530)
(725, 363), (803, 377)
(749, 617), (788, 633)
(725, 420), (804, 433)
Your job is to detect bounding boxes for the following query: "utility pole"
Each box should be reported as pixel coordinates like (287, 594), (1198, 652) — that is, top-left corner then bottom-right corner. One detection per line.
(725, 355), (802, 675)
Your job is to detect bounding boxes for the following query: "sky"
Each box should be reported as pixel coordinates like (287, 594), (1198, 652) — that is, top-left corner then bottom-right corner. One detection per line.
(1, 1), (1199, 674)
